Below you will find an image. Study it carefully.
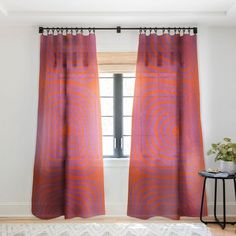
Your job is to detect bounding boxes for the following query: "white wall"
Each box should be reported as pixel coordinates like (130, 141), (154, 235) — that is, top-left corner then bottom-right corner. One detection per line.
(0, 26), (236, 216)
(198, 26), (236, 215)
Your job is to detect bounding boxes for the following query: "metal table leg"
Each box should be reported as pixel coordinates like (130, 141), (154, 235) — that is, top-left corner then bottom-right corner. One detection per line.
(222, 179), (226, 229)
(200, 177), (236, 229)
(234, 178), (236, 200)
(214, 178), (217, 220)
(200, 177), (207, 223)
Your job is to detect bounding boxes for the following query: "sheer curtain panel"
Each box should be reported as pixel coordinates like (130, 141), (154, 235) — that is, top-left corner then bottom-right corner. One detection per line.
(32, 33), (105, 219)
(128, 33), (207, 219)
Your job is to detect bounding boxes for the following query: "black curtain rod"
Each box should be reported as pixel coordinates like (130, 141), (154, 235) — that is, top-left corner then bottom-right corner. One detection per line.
(39, 26), (197, 34)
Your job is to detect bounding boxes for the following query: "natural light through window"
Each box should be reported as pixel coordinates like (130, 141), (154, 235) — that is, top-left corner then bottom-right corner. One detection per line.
(99, 73), (135, 158)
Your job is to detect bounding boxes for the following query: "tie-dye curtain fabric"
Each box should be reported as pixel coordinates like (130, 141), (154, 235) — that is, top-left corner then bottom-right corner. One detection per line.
(128, 33), (207, 219)
(32, 33), (105, 219)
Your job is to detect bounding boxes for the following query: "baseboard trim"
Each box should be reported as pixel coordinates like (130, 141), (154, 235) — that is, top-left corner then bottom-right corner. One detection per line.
(207, 202), (236, 216)
(0, 202), (31, 217)
(0, 202), (235, 217)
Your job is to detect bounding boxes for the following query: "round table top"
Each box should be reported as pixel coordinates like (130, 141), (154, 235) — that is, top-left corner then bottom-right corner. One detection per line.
(199, 171), (236, 179)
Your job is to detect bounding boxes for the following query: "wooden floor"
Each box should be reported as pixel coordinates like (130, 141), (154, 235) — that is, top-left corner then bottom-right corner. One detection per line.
(0, 216), (235, 236)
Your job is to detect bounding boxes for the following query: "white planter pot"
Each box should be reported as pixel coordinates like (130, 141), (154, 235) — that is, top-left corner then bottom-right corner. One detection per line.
(219, 160), (236, 174)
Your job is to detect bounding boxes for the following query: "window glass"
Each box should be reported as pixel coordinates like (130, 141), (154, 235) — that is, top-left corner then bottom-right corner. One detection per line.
(123, 78), (135, 96)
(101, 98), (113, 116)
(123, 97), (134, 116)
(123, 117), (132, 136)
(99, 78), (113, 97)
(102, 137), (114, 155)
(123, 136), (131, 156)
(102, 117), (113, 135)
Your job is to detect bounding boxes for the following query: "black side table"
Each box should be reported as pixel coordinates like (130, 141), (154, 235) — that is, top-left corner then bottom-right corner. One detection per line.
(199, 171), (236, 229)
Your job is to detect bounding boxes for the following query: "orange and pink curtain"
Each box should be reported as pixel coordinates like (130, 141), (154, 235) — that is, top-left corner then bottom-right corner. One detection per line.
(32, 33), (105, 219)
(128, 33), (207, 219)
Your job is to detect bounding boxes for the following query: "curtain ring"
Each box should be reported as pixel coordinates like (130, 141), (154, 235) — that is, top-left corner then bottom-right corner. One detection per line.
(80, 28), (83, 34)
(154, 27), (157, 34)
(139, 28), (142, 34)
(88, 27), (91, 33)
(144, 27), (147, 35)
(162, 27), (165, 35)
(175, 28), (179, 34)
(93, 27), (95, 33)
(178, 27), (181, 35)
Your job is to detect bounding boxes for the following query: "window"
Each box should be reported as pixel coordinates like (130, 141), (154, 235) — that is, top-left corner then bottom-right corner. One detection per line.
(99, 73), (135, 158)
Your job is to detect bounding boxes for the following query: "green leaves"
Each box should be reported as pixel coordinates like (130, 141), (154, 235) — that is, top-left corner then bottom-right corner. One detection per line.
(211, 143), (218, 148)
(207, 150), (213, 155)
(207, 137), (236, 162)
(224, 137), (231, 142)
(232, 144), (236, 154)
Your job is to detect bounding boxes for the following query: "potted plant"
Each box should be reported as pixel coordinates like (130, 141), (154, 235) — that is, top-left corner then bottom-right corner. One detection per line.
(207, 137), (236, 174)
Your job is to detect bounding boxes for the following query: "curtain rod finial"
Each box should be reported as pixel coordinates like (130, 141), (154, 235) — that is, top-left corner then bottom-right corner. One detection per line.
(193, 27), (197, 34)
(39, 27), (43, 34)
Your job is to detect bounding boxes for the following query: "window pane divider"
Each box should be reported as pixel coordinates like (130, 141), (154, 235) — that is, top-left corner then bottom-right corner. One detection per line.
(114, 74), (123, 158)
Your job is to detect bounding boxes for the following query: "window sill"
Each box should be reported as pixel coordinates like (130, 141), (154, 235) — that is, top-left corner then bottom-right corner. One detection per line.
(103, 158), (129, 168)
